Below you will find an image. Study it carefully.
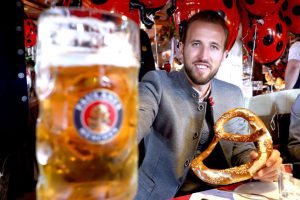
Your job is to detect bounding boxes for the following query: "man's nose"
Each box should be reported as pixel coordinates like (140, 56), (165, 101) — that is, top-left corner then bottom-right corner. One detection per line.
(197, 47), (210, 60)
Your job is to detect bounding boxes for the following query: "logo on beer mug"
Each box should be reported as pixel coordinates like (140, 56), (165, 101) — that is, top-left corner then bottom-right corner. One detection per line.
(74, 90), (123, 143)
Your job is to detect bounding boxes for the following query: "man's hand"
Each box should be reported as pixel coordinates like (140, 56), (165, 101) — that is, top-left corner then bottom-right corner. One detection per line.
(250, 149), (282, 182)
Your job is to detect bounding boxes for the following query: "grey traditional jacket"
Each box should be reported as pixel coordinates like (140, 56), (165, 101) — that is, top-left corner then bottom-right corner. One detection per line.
(135, 69), (255, 200)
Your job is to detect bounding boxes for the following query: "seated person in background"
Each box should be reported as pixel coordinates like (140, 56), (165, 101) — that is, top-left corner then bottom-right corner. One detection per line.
(288, 93), (300, 162)
(285, 41), (300, 89)
(135, 10), (282, 200)
(139, 29), (156, 81)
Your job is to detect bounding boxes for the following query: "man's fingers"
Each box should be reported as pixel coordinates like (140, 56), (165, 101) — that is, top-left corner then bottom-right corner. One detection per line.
(266, 150), (282, 167)
(250, 150), (258, 160)
(252, 149), (282, 182)
(253, 167), (278, 180)
(254, 172), (278, 182)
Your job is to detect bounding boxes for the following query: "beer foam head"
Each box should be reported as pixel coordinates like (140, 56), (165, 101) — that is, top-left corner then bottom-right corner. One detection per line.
(36, 9), (140, 69)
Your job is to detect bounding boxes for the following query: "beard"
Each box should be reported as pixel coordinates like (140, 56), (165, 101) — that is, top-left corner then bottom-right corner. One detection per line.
(184, 63), (219, 85)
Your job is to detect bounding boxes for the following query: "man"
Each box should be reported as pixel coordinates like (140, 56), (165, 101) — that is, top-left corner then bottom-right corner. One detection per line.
(136, 10), (281, 200)
(285, 41), (300, 89)
(288, 93), (300, 162)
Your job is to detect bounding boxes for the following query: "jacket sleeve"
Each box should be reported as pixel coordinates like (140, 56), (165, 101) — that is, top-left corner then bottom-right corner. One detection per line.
(288, 94), (300, 162)
(230, 118), (256, 166)
(225, 86), (256, 166)
(137, 71), (163, 143)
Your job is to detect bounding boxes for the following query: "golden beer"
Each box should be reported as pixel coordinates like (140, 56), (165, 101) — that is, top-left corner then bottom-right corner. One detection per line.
(36, 8), (139, 200)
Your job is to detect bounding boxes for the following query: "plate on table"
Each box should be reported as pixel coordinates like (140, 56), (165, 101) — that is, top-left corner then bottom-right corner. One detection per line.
(233, 181), (279, 200)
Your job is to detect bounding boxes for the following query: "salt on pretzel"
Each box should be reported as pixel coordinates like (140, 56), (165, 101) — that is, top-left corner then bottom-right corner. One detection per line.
(190, 108), (273, 185)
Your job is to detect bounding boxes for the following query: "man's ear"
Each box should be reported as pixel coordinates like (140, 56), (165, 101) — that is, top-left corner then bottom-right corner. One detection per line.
(179, 41), (184, 55)
(222, 50), (229, 61)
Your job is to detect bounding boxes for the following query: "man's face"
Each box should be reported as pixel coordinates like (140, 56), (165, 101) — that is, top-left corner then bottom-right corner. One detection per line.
(180, 20), (228, 86)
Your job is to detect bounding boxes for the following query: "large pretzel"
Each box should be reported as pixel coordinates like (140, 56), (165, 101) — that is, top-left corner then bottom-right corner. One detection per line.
(190, 108), (273, 185)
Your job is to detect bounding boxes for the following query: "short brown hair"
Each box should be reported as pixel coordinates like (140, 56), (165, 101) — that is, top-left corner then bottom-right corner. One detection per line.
(181, 10), (229, 49)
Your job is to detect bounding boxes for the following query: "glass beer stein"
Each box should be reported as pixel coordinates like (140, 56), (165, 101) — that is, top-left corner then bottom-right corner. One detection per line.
(35, 7), (140, 200)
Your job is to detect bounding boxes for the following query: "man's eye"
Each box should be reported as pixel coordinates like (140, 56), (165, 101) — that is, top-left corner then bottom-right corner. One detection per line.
(192, 42), (200, 47)
(211, 45), (219, 50)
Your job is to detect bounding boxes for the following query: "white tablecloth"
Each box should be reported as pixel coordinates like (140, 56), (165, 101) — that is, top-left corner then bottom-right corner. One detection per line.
(245, 89), (300, 131)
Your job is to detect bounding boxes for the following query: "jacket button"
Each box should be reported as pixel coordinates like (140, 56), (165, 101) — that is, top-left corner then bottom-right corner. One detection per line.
(193, 132), (199, 140)
(197, 104), (204, 111)
(192, 93), (197, 98)
(184, 159), (190, 167)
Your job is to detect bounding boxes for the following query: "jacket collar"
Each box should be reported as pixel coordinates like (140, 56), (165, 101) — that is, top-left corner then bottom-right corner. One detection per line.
(210, 79), (231, 123)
